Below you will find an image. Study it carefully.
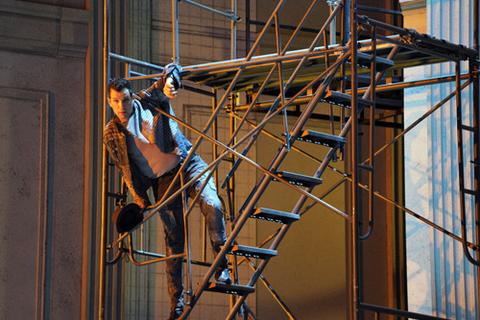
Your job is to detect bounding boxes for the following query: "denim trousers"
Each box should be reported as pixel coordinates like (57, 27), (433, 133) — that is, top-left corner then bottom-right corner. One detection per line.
(152, 153), (228, 309)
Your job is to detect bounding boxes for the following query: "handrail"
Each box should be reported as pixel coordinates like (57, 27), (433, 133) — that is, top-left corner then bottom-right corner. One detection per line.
(356, 31), (400, 240)
(358, 24), (377, 240)
(127, 235), (185, 266)
(105, 242), (124, 265)
(455, 61), (480, 266)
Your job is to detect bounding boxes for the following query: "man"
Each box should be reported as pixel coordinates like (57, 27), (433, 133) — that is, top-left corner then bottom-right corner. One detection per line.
(104, 73), (231, 320)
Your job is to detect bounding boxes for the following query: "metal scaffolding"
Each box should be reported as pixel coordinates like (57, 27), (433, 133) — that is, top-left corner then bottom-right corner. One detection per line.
(99, 0), (480, 319)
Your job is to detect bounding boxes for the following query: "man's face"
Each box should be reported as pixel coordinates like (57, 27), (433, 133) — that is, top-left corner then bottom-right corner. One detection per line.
(108, 87), (134, 123)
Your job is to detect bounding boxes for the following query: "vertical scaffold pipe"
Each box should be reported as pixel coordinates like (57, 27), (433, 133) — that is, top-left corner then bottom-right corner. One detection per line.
(231, 0), (237, 60)
(99, 0), (110, 318)
(473, 0), (480, 311)
(228, 0), (238, 302)
(349, 0), (361, 319)
(327, 0), (340, 45)
(172, 0), (179, 62)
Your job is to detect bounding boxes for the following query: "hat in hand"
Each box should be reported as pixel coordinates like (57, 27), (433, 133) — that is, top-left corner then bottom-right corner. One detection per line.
(112, 203), (143, 233)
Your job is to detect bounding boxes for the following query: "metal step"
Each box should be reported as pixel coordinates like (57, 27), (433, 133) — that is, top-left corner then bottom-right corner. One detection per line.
(274, 171), (323, 188)
(251, 207), (300, 224)
(355, 52), (394, 71)
(228, 245), (278, 259)
(297, 130), (347, 148)
(206, 282), (255, 295)
(321, 91), (374, 108)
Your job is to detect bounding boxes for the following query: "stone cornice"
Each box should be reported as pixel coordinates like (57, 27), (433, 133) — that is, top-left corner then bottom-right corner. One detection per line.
(0, 1), (90, 58)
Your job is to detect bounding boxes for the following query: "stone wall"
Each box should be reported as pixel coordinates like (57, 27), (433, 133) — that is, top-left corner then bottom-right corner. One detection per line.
(0, 0), (89, 319)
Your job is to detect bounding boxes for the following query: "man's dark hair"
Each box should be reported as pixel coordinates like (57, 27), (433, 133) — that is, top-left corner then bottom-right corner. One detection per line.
(107, 78), (133, 97)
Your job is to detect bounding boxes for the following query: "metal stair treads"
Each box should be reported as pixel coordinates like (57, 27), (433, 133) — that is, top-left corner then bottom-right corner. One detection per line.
(227, 245), (278, 259)
(321, 90), (374, 108)
(297, 130), (348, 148)
(355, 52), (395, 71)
(273, 171), (323, 188)
(250, 207), (300, 224)
(206, 282), (256, 295)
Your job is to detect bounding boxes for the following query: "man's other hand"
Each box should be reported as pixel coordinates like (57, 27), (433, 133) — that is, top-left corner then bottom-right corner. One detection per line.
(134, 198), (148, 215)
(164, 77), (178, 98)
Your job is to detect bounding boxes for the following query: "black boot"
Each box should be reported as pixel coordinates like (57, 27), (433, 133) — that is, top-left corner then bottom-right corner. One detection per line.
(215, 267), (232, 284)
(213, 243), (232, 284)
